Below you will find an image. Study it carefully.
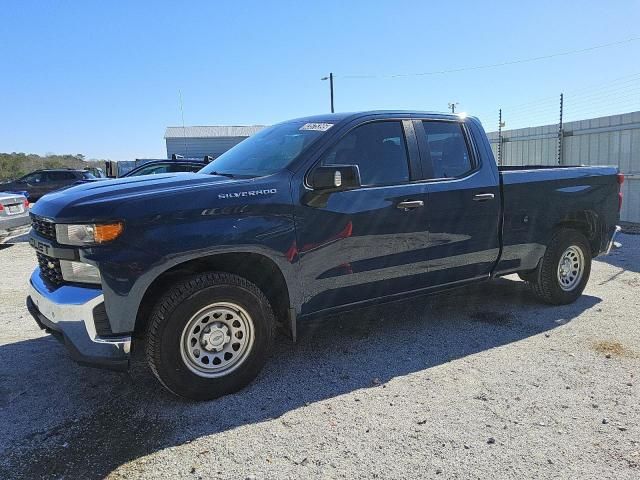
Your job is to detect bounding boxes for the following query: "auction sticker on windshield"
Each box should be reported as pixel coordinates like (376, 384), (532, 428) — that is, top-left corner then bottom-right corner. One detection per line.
(299, 123), (334, 131)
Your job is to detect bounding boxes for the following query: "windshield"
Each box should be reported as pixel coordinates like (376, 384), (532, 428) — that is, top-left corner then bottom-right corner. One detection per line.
(199, 121), (331, 177)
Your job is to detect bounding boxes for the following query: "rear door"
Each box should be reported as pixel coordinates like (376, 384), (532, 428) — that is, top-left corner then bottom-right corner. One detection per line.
(414, 119), (501, 286)
(295, 118), (432, 314)
(46, 171), (77, 193)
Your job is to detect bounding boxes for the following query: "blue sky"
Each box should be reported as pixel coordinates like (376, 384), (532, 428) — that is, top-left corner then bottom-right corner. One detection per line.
(1, 0), (639, 160)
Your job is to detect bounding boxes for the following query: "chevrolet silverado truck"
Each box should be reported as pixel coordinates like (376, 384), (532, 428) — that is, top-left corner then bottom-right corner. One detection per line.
(26, 111), (623, 400)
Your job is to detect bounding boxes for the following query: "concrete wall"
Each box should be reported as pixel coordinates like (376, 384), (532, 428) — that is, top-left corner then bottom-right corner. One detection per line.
(487, 111), (640, 223)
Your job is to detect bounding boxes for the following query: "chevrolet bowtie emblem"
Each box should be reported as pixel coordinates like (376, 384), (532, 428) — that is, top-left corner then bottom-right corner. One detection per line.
(47, 261), (55, 269)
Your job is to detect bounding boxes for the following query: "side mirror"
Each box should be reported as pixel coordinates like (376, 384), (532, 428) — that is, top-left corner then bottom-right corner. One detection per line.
(309, 165), (361, 191)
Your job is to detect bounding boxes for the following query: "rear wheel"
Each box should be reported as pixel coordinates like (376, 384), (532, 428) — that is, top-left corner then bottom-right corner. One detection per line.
(529, 229), (592, 305)
(145, 272), (275, 400)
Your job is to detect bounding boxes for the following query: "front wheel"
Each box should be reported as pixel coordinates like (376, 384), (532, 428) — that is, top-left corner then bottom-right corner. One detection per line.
(529, 229), (592, 305)
(145, 272), (275, 400)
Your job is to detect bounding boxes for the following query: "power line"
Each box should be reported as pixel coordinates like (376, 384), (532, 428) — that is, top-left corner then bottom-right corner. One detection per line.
(496, 72), (640, 112)
(498, 73), (640, 128)
(337, 36), (640, 79)
(562, 71), (640, 96)
(499, 92), (640, 129)
(566, 81), (640, 102)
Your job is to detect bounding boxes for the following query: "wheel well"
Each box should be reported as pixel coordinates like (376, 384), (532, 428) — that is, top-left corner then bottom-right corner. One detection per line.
(134, 253), (291, 337)
(554, 214), (600, 255)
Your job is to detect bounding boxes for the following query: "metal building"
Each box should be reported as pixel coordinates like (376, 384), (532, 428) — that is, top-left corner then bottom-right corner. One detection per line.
(487, 111), (640, 224)
(165, 125), (267, 160)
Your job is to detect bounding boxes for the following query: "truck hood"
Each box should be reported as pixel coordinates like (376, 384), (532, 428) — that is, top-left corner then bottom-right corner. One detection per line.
(31, 172), (287, 223)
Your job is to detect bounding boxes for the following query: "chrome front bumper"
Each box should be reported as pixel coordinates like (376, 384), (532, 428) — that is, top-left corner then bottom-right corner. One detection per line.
(605, 225), (622, 255)
(27, 269), (131, 371)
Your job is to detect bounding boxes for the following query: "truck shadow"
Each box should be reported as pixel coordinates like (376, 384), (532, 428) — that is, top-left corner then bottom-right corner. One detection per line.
(594, 240), (640, 275)
(0, 277), (600, 479)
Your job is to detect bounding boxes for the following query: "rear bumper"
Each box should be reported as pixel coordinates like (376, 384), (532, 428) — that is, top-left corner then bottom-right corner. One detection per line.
(0, 212), (30, 233)
(26, 269), (130, 371)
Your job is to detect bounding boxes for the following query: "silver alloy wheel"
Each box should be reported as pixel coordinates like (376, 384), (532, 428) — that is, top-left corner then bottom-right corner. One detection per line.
(557, 245), (585, 291)
(180, 302), (254, 378)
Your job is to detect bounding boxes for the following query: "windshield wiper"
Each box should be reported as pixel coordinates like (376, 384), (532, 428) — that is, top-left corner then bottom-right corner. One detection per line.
(209, 171), (235, 178)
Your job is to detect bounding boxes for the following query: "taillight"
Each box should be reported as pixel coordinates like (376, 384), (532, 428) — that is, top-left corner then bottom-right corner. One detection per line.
(0, 203), (4, 211)
(617, 173), (625, 185)
(23, 198), (29, 208)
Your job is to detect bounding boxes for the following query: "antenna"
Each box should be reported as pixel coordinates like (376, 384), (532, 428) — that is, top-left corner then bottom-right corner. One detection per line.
(179, 90), (188, 158)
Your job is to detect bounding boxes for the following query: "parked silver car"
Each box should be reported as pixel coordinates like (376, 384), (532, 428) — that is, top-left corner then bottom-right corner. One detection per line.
(0, 192), (30, 243)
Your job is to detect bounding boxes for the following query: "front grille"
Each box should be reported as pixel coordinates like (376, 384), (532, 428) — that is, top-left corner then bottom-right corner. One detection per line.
(31, 215), (56, 240)
(36, 252), (64, 287)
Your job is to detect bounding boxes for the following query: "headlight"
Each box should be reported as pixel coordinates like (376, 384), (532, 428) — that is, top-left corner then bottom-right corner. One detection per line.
(60, 260), (101, 284)
(55, 222), (123, 246)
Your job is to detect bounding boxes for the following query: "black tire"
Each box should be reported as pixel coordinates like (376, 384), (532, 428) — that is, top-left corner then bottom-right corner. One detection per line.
(145, 272), (275, 400)
(529, 229), (592, 305)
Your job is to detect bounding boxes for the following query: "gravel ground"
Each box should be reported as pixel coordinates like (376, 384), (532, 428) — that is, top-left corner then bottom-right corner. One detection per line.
(0, 236), (638, 479)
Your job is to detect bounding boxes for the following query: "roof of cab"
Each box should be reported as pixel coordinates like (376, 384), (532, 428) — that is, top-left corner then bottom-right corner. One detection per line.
(282, 110), (470, 125)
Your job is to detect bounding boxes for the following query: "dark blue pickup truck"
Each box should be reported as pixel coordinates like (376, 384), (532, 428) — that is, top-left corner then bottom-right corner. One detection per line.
(26, 111), (623, 399)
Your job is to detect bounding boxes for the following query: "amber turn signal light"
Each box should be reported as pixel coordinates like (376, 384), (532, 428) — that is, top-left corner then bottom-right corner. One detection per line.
(94, 222), (124, 243)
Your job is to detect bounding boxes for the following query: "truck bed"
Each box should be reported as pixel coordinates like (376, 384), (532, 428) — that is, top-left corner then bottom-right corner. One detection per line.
(499, 164), (591, 170)
(495, 165), (620, 275)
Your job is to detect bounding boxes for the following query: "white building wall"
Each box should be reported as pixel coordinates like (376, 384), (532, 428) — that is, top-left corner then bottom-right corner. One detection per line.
(165, 136), (249, 160)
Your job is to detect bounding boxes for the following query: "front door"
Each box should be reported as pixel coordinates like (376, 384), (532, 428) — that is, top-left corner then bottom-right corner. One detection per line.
(295, 119), (432, 315)
(20, 172), (47, 200)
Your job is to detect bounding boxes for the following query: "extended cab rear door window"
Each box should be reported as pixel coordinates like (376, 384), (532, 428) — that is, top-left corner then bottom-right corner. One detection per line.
(418, 121), (473, 179)
(320, 121), (410, 186)
(48, 171), (77, 181)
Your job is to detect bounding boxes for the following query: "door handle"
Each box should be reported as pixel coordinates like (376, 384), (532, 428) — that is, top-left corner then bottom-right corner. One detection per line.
(473, 193), (495, 202)
(397, 200), (424, 210)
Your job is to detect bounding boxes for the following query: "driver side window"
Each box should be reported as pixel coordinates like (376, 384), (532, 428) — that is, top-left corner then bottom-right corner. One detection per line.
(320, 121), (410, 186)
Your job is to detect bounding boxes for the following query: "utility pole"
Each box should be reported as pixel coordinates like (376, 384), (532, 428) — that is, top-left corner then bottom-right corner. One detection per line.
(557, 93), (564, 165)
(321, 73), (335, 113)
(448, 102), (459, 113)
(179, 90), (188, 159)
(498, 109), (503, 166)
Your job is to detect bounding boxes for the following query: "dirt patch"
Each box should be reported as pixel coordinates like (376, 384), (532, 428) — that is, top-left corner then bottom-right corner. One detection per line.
(592, 340), (638, 359)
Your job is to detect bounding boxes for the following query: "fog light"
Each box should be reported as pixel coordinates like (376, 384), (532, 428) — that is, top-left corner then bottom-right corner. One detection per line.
(60, 260), (101, 285)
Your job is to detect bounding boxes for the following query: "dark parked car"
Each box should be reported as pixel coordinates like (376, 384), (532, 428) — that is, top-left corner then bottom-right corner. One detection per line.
(26, 111), (622, 400)
(1, 169), (100, 201)
(122, 160), (207, 177)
